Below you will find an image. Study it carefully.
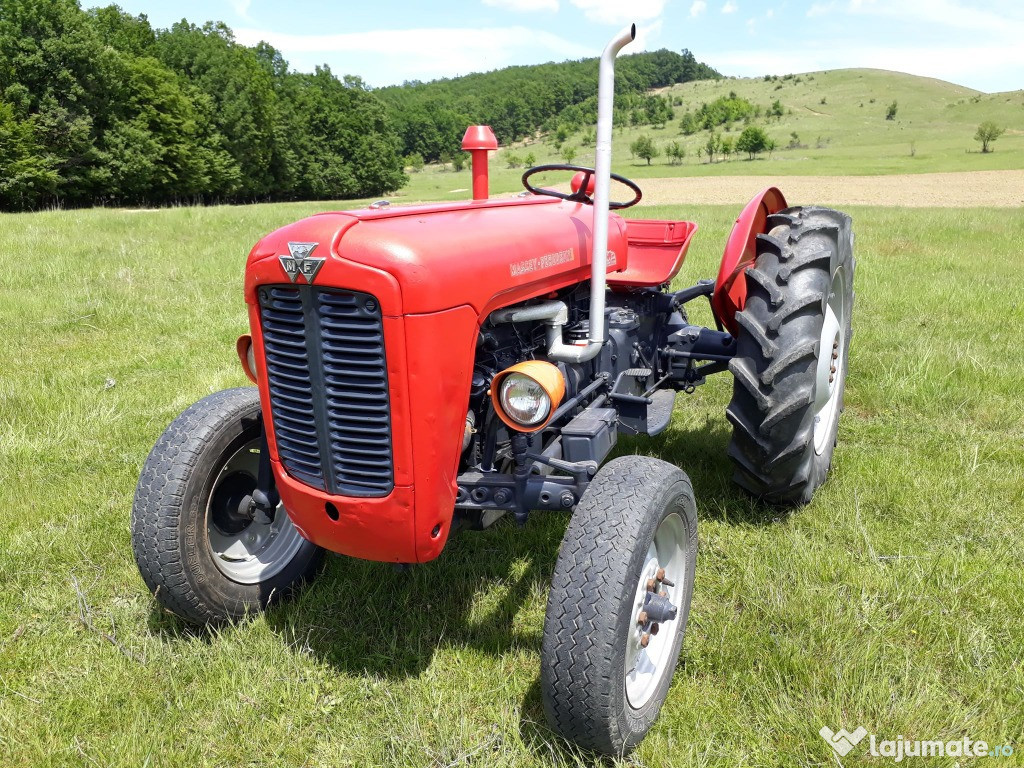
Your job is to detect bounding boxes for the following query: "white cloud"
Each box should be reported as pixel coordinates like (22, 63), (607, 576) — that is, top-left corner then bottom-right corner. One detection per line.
(482, 0), (559, 11)
(633, 19), (664, 50)
(709, 41), (1024, 92)
(690, 0), (707, 17)
(722, 1), (738, 13)
(746, 16), (756, 32)
(234, 26), (593, 84)
(806, 2), (837, 17)
(228, 0), (252, 21)
(568, 0), (667, 24)
(845, 0), (1023, 38)
(764, 8), (774, 18)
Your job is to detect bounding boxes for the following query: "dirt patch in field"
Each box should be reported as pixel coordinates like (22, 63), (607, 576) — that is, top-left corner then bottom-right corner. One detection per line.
(625, 170), (1024, 208)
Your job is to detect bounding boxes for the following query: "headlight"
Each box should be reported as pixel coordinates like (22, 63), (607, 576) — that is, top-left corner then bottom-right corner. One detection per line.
(501, 374), (550, 426)
(491, 361), (565, 432)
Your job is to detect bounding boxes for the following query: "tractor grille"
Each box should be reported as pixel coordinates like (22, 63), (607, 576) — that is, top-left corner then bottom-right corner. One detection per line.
(258, 285), (394, 497)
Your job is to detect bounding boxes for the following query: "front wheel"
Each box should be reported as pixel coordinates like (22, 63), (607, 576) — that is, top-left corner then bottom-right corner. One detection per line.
(131, 388), (323, 625)
(541, 456), (698, 755)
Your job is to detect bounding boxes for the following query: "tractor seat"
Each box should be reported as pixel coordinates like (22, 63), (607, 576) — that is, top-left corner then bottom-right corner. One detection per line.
(609, 219), (698, 289)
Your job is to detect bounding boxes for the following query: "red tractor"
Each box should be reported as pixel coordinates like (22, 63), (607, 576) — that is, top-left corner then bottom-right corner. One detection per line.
(132, 25), (854, 755)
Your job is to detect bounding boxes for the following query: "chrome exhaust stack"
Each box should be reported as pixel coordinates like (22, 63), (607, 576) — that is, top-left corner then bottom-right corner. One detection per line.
(491, 23), (636, 363)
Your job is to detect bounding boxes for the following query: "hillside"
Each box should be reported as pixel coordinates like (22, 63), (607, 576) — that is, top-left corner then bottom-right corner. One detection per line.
(397, 68), (1024, 202)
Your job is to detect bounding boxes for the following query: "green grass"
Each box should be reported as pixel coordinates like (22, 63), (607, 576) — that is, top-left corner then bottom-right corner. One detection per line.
(396, 68), (1024, 202)
(1, 200), (1022, 767)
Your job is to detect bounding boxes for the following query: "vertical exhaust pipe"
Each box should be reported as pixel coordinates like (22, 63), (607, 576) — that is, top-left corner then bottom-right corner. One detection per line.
(491, 24), (636, 364)
(588, 23), (636, 352)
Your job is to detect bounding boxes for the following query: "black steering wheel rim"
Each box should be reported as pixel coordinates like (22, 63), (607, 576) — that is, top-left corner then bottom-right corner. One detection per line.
(521, 164), (642, 210)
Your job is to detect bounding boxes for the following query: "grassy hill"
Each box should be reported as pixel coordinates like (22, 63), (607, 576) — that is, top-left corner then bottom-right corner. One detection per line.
(397, 68), (1024, 202)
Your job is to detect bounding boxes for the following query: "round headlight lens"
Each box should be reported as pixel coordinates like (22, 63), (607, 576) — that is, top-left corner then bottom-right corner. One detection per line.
(499, 373), (551, 426)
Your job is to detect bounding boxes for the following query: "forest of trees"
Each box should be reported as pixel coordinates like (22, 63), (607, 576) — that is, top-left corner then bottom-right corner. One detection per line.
(0, 0), (720, 211)
(378, 49), (719, 163)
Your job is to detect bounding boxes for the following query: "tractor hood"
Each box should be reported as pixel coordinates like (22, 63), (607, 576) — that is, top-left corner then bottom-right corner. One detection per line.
(244, 196), (629, 317)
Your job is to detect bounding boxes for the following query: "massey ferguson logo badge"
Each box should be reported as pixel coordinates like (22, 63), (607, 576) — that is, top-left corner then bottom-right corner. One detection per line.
(279, 241), (324, 284)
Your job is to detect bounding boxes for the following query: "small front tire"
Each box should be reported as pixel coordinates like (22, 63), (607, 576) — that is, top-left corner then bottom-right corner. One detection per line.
(131, 388), (323, 626)
(540, 456), (698, 755)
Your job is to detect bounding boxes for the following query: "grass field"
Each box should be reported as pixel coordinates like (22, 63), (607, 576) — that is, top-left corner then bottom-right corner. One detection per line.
(1, 198), (1023, 767)
(396, 69), (1024, 202)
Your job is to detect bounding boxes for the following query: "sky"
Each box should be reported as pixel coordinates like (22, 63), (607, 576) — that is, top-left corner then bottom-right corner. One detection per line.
(101, 0), (1024, 93)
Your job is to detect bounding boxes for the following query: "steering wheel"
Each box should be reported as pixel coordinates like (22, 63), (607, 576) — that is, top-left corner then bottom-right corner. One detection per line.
(521, 164), (642, 210)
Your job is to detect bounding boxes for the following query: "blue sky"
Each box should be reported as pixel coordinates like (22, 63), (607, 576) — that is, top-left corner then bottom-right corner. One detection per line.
(101, 0), (1023, 93)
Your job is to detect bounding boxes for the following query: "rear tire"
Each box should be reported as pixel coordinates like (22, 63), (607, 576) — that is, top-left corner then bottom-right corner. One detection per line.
(541, 456), (698, 755)
(726, 206), (855, 505)
(132, 388), (323, 625)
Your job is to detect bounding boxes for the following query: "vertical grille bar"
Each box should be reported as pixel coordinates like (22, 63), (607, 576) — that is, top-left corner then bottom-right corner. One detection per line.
(258, 285), (393, 497)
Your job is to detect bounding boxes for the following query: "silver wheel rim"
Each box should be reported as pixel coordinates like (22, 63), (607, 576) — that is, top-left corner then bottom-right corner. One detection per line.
(813, 266), (847, 455)
(206, 438), (306, 585)
(624, 511), (687, 709)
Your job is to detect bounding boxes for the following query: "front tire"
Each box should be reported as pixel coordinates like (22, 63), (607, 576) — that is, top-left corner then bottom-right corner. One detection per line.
(132, 388), (323, 625)
(541, 456), (698, 755)
(726, 206), (855, 506)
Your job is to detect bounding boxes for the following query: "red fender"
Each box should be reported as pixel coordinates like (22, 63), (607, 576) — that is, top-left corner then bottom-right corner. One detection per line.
(711, 187), (788, 335)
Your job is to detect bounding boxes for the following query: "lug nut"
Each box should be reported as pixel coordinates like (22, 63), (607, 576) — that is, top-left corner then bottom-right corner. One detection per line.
(650, 622), (660, 635)
(636, 611), (648, 626)
(646, 578), (657, 592)
(656, 567), (666, 580)
(640, 633), (651, 648)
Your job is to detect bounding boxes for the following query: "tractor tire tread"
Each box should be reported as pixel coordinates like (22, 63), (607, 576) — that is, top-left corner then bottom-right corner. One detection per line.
(541, 456), (697, 756)
(725, 206), (854, 506)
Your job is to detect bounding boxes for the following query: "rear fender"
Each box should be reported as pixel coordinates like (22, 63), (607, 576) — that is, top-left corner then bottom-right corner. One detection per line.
(711, 187), (787, 335)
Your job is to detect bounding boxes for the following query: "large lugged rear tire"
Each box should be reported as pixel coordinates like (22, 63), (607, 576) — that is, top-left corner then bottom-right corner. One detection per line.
(132, 388), (323, 625)
(726, 206), (854, 506)
(541, 456), (698, 756)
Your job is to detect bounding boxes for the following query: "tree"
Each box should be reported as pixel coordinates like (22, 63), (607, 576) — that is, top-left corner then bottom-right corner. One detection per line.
(974, 121), (1005, 153)
(629, 134), (659, 165)
(735, 125), (769, 159)
(678, 111), (697, 135)
(665, 140), (685, 165)
(560, 145), (577, 164)
(703, 131), (720, 163)
(886, 100), (898, 120)
(405, 152), (424, 172)
(720, 135), (733, 161)
(524, 151), (536, 167)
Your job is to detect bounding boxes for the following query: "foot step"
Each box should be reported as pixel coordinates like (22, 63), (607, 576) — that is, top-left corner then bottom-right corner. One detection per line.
(646, 389), (676, 436)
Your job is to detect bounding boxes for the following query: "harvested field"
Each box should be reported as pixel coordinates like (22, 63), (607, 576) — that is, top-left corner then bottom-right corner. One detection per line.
(627, 169), (1024, 208)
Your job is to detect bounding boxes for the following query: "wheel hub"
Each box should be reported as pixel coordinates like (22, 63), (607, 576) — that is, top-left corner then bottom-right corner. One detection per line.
(624, 512), (687, 709)
(205, 439), (307, 585)
(813, 267), (847, 455)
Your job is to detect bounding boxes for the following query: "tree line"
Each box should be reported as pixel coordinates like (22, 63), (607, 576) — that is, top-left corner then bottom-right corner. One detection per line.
(0, 0), (720, 211)
(0, 0), (407, 210)
(378, 50), (718, 164)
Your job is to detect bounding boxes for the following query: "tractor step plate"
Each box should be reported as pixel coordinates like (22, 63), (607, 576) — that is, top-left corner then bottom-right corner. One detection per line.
(646, 389), (676, 436)
(624, 368), (653, 378)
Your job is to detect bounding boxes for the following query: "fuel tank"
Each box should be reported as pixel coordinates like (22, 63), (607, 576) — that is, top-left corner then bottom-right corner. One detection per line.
(243, 197), (629, 563)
